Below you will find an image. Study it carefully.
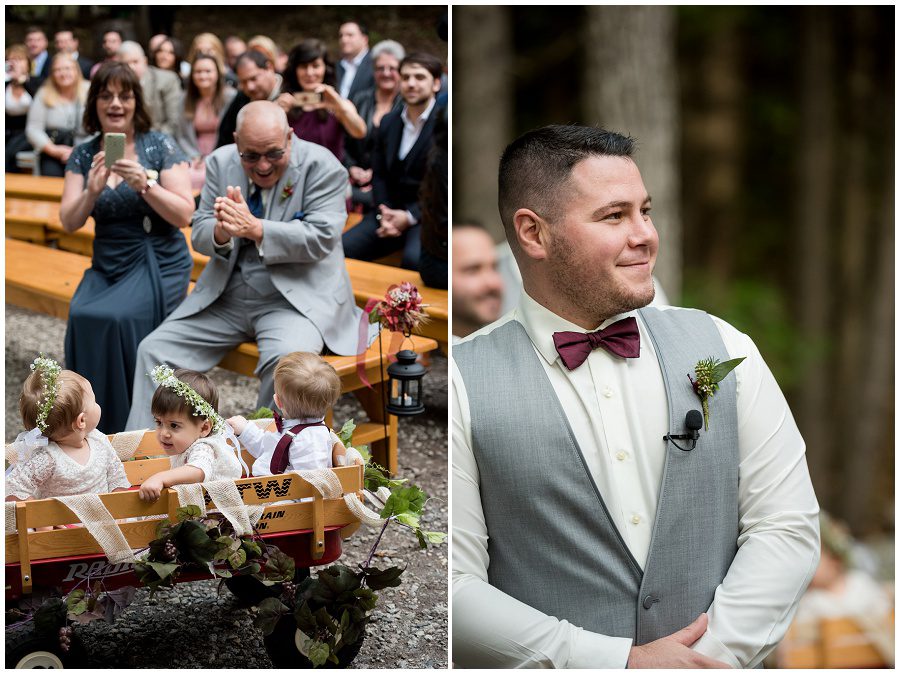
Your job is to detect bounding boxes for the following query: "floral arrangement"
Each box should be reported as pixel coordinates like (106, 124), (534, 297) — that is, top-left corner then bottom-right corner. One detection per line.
(688, 356), (745, 430)
(149, 365), (225, 434)
(367, 282), (429, 336)
(30, 354), (62, 434)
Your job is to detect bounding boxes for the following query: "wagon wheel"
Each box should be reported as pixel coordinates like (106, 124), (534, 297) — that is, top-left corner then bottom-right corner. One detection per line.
(224, 566), (311, 605)
(6, 622), (88, 669)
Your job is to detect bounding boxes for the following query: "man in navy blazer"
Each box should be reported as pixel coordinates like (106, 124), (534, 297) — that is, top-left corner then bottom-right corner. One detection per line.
(335, 21), (374, 101)
(342, 52), (444, 271)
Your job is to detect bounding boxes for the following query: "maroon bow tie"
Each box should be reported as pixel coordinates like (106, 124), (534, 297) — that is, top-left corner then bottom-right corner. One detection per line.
(273, 410), (284, 433)
(552, 317), (641, 370)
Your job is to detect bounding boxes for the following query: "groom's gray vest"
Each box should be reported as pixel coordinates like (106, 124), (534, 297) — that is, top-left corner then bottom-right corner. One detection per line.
(454, 307), (739, 644)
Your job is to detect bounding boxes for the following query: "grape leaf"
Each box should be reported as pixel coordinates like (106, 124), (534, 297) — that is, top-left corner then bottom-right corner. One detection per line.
(337, 419), (356, 447)
(253, 597), (290, 635)
(307, 640), (330, 668)
(362, 565), (404, 591)
(176, 505), (203, 521)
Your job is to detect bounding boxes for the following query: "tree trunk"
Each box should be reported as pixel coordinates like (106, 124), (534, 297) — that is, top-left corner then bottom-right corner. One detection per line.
(582, 6), (681, 300)
(830, 7), (877, 531)
(794, 8), (835, 505)
(453, 6), (514, 243)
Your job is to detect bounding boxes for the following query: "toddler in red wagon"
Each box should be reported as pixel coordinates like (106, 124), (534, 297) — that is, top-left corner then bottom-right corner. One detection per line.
(139, 366), (243, 501)
(226, 352), (353, 476)
(6, 355), (130, 502)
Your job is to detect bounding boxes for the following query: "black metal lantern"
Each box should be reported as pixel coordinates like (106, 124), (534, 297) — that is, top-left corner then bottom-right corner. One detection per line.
(385, 349), (426, 416)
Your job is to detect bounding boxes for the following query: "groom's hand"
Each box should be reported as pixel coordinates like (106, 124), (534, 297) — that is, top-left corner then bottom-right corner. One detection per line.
(626, 613), (731, 668)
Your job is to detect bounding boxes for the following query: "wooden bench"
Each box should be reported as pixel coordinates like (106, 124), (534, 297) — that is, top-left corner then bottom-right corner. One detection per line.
(6, 197), (448, 348)
(778, 613), (895, 668)
(5, 174), (66, 201)
(5, 238), (438, 473)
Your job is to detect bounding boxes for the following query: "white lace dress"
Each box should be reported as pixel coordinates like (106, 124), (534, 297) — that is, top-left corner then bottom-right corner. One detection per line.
(5, 429), (131, 500)
(169, 433), (242, 482)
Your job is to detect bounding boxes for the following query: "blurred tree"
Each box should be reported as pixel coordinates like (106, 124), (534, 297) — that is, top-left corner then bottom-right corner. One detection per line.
(452, 6), (513, 241)
(582, 6), (681, 299)
(795, 7), (836, 505)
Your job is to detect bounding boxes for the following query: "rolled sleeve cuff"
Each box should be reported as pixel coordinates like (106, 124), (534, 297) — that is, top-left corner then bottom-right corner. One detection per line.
(692, 630), (742, 669)
(567, 629), (632, 669)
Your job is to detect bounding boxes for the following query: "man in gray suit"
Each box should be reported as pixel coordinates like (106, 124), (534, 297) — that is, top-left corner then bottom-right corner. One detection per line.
(126, 101), (367, 430)
(452, 125), (819, 668)
(117, 41), (181, 137)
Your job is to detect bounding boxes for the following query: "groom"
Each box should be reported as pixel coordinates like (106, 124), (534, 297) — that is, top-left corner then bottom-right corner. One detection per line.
(451, 125), (820, 668)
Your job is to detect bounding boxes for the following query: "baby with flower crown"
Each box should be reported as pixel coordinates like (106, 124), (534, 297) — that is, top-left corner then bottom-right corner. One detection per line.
(5, 356), (131, 502)
(138, 367), (244, 501)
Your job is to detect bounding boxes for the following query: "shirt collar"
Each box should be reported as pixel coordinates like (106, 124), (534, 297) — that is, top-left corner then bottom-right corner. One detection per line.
(401, 97), (436, 129)
(516, 289), (639, 367)
(342, 48), (368, 68)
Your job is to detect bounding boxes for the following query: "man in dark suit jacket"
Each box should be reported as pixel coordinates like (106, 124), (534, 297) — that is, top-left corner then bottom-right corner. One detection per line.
(54, 30), (93, 79)
(336, 21), (374, 101)
(216, 50), (284, 149)
(341, 53), (443, 271)
(24, 27), (50, 83)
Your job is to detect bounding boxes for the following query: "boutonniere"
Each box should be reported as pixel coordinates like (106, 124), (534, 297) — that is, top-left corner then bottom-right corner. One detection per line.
(280, 181), (295, 201)
(688, 356), (746, 431)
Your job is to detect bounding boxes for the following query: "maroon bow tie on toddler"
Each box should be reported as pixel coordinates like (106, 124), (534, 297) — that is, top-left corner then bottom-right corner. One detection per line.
(552, 317), (641, 370)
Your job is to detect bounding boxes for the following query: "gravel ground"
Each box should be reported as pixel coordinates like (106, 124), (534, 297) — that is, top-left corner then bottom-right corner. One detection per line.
(5, 304), (449, 668)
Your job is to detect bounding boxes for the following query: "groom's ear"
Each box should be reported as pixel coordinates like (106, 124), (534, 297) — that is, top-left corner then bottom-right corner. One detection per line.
(514, 208), (549, 261)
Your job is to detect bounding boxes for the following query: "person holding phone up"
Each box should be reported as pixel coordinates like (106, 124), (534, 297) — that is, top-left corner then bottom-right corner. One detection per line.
(58, 62), (195, 433)
(276, 39), (365, 163)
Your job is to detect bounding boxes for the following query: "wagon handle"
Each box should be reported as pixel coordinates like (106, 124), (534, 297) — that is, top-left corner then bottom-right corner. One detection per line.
(15, 502), (33, 594)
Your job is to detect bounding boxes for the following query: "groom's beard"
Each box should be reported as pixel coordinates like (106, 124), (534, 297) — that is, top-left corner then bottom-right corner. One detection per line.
(547, 235), (656, 327)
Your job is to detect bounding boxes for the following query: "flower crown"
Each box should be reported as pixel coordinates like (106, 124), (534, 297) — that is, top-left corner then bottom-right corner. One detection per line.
(30, 354), (62, 434)
(150, 365), (225, 434)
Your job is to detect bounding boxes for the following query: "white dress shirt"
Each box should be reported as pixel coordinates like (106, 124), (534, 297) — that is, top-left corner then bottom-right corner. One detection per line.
(452, 291), (820, 668)
(338, 49), (368, 99)
(238, 416), (332, 476)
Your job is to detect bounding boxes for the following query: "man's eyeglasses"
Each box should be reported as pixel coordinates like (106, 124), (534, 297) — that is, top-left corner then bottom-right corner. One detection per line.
(239, 148), (287, 164)
(375, 65), (399, 73)
(98, 92), (135, 103)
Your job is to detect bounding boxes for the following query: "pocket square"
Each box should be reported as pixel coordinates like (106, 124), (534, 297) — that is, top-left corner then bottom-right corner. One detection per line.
(291, 210), (306, 220)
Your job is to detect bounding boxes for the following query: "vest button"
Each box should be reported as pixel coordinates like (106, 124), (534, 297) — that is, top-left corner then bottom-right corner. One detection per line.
(643, 594), (659, 609)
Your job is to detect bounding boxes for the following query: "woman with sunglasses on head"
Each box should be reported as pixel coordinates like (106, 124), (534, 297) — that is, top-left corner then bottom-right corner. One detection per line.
(58, 62), (195, 433)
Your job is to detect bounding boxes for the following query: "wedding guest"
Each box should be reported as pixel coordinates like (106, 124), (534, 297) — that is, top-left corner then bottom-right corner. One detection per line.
(53, 29), (93, 79)
(150, 36), (184, 82)
(418, 105), (448, 289)
(24, 26), (50, 82)
(215, 49), (283, 148)
(336, 20), (373, 100)
(26, 53), (89, 176)
(278, 39), (366, 162)
(451, 222), (504, 340)
(341, 52), (444, 270)
(5, 44), (38, 173)
(452, 125), (820, 668)
(59, 62), (195, 432)
(345, 39), (405, 211)
(117, 41), (181, 137)
(247, 35), (281, 70)
(223, 36), (245, 87)
(187, 32), (226, 72)
(175, 53), (237, 191)
(90, 29), (123, 78)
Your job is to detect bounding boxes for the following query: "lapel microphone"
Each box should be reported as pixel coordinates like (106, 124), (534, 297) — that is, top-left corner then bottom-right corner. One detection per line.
(663, 410), (703, 452)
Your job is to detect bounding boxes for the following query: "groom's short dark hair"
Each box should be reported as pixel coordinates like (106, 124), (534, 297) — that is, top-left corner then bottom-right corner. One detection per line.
(497, 125), (636, 236)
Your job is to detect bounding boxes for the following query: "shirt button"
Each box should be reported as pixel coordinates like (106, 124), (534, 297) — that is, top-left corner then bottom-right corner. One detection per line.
(143, 216), (152, 233)
(616, 451), (627, 461)
(631, 515), (641, 525)
(603, 387), (613, 398)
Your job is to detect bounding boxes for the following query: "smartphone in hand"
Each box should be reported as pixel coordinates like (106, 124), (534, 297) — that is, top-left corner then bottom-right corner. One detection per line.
(293, 91), (322, 107)
(104, 133), (125, 168)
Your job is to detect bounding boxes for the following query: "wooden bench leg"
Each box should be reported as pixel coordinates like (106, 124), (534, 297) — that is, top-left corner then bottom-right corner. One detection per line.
(353, 384), (398, 475)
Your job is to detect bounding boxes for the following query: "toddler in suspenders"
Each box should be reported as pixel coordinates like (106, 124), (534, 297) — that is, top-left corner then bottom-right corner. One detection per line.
(227, 352), (347, 476)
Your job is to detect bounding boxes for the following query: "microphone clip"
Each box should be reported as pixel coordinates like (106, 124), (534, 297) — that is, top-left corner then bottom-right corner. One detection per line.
(663, 410), (703, 452)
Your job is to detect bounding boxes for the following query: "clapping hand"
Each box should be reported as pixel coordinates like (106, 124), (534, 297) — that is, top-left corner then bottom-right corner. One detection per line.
(214, 186), (263, 244)
(376, 204), (411, 238)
